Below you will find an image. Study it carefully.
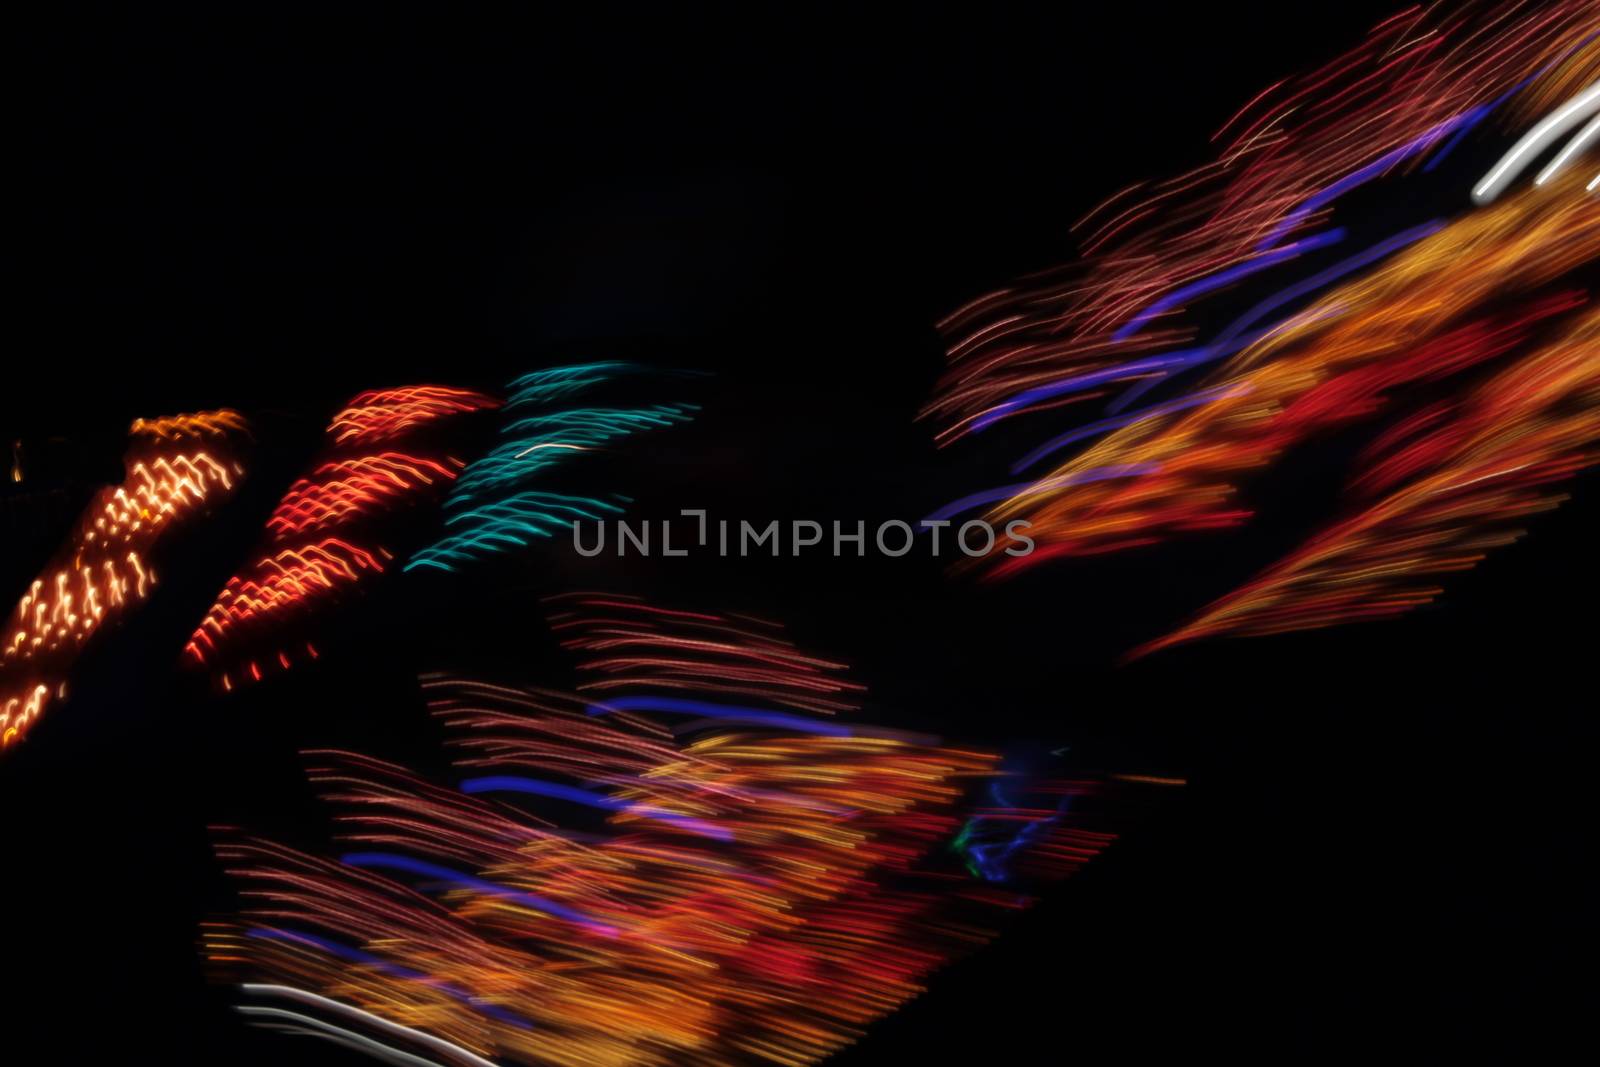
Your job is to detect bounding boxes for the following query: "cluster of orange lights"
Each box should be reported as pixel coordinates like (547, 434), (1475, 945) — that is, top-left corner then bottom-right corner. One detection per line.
(130, 409), (251, 442)
(2, 409), (248, 750)
(85, 453), (236, 545)
(266, 453), (463, 538)
(191, 385), (491, 689)
(187, 539), (387, 668)
(329, 385), (499, 445)
(6, 553), (152, 664)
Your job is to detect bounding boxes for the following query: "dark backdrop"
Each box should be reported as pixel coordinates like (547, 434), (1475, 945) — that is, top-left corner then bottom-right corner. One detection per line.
(4, 3), (1594, 1062)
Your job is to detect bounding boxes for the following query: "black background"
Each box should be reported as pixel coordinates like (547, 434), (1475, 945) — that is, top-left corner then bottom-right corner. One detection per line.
(4, 3), (1595, 1062)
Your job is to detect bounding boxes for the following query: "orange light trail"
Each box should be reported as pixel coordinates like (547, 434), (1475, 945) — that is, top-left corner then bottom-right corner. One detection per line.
(1, 410), (248, 751)
(1133, 303), (1600, 655)
(928, 4), (1599, 442)
(206, 597), (1123, 1065)
(190, 385), (492, 687)
(924, 0), (1600, 655)
(266, 453), (463, 538)
(329, 386), (500, 445)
